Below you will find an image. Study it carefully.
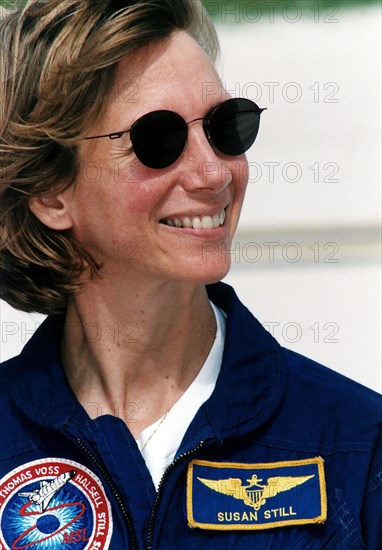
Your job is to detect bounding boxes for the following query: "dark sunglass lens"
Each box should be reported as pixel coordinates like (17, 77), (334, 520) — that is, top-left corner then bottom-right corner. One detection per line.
(208, 98), (262, 156)
(131, 111), (187, 169)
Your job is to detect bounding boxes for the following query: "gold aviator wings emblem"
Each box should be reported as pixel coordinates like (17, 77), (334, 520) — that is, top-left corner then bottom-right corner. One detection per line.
(198, 473), (315, 511)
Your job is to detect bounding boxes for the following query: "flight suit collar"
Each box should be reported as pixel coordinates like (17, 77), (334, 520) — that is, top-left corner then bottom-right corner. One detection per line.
(9, 313), (86, 431)
(178, 283), (288, 446)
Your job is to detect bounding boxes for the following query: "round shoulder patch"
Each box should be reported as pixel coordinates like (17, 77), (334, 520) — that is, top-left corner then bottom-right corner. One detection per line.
(0, 458), (113, 549)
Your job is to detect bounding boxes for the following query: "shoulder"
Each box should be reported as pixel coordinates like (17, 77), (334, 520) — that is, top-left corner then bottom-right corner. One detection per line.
(210, 281), (382, 440)
(279, 347), (382, 442)
(0, 314), (63, 393)
(0, 355), (39, 460)
(0, 354), (30, 423)
(0, 354), (24, 400)
(282, 347), (381, 408)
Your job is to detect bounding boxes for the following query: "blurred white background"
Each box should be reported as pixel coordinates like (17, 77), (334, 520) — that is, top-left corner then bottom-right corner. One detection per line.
(218, 2), (381, 391)
(1, 2), (381, 392)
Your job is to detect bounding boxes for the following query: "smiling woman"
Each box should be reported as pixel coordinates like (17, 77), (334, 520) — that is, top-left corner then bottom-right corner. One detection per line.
(0, 1), (381, 549)
(29, 32), (251, 291)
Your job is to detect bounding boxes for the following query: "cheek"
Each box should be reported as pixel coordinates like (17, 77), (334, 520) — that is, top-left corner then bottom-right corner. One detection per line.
(72, 162), (149, 225)
(230, 157), (249, 203)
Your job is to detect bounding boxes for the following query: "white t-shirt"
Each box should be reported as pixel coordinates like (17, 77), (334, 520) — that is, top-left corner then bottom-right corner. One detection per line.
(136, 301), (226, 489)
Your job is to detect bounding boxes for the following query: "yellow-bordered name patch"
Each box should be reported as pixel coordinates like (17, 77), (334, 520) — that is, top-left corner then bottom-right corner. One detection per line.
(187, 457), (327, 530)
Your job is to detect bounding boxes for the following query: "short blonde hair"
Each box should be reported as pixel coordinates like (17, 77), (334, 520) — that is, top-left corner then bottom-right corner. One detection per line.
(0, 0), (219, 314)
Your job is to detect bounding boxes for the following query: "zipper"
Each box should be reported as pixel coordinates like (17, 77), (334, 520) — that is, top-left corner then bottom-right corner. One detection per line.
(146, 440), (205, 550)
(76, 437), (136, 550)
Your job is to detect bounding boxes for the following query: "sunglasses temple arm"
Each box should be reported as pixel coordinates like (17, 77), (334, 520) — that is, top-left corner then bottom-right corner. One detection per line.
(84, 129), (131, 141)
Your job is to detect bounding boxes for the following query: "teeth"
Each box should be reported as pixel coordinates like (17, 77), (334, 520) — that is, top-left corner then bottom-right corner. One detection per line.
(201, 216), (214, 229)
(192, 217), (202, 229)
(212, 214), (221, 227)
(163, 209), (226, 229)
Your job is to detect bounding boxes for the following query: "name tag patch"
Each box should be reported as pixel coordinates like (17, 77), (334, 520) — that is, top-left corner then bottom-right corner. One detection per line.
(187, 457), (326, 530)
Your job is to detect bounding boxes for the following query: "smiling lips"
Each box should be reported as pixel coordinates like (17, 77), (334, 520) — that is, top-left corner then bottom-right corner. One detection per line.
(161, 209), (226, 230)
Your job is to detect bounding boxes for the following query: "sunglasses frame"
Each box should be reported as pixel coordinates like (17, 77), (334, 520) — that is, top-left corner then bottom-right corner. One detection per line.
(84, 98), (267, 168)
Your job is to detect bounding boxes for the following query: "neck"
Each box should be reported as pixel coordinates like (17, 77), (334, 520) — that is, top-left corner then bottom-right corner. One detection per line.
(61, 276), (216, 437)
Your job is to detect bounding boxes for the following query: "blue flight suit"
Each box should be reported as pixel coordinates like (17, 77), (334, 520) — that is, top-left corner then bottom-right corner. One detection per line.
(0, 282), (381, 549)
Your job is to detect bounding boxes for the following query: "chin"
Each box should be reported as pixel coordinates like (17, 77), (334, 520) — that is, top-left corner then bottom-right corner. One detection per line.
(177, 257), (232, 286)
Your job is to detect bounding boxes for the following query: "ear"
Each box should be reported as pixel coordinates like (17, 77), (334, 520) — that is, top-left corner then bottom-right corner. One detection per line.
(28, 193), (73, 230)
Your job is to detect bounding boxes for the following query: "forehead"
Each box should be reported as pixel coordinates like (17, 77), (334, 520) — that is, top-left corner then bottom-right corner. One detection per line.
(102, 31), (224, 128)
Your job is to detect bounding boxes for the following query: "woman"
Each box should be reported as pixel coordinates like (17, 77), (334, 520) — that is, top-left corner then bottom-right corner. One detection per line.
(0, 1), (381, 548)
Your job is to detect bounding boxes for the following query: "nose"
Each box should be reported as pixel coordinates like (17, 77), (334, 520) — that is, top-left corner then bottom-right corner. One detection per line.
(178, 122), (233, 193)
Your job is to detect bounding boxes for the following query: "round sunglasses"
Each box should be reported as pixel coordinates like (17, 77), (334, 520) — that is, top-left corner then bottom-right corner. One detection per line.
(85, 98), (266, 169)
